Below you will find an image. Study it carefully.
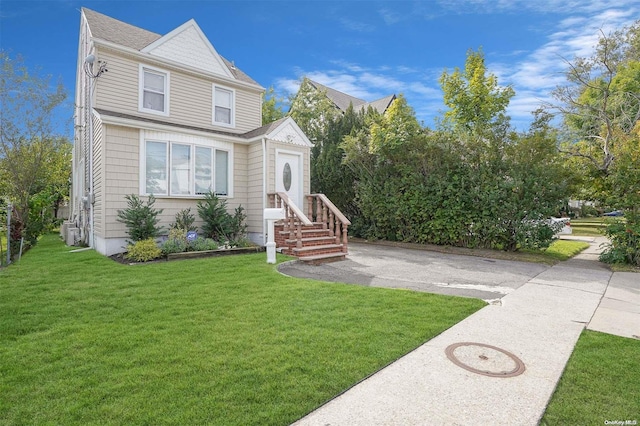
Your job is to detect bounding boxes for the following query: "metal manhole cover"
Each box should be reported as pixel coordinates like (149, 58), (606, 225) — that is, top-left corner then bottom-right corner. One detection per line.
(445, 342), (526, 378)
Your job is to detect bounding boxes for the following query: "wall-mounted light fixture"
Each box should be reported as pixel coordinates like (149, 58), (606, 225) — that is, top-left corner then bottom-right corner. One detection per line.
(84, 54), (108, 78)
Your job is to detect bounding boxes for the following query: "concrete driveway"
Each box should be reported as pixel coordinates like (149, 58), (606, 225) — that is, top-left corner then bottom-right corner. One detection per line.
(278, 241), (549, 302)
(284, 237), (638, 424)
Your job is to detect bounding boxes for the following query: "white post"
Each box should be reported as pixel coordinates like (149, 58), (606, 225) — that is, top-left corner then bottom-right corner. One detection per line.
(264, 208), (285, 264)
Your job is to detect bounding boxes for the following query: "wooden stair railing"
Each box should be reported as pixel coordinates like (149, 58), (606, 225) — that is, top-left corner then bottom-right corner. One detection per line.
(267, 192), (313, 249)
(306, 194), (351, 253)
(267, 192), (350, 263)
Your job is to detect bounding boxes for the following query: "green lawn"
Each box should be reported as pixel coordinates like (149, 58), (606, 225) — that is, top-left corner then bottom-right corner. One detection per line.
(542, 330), (640, 425)
(571, 217), (608, 237)
(0, 234), (485, 425)
(515, 239), (590, 264)
(541, 239), (590, 261)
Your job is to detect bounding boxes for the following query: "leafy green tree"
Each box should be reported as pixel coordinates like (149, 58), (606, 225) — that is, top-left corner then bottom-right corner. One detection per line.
(288, 77), (340, 145)
(261, 86), (286, 125)
(0, 51), (68, 253)
(553, 21), (639, 174)
(311, 105), (368, 224)
(439, 48), (515, 135)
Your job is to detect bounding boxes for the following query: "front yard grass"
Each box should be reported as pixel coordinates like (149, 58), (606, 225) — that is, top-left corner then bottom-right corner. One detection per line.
(571, 217), (608, 237)
(542, 330), (640, 425)
(0, 234), (485, 425)
(539, 239), (590, 261)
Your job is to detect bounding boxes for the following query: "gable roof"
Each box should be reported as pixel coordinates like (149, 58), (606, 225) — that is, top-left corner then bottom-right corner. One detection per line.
(306, 79), (395, 114)
(82, 8), (260, 86)
(141, 19), (233, 78)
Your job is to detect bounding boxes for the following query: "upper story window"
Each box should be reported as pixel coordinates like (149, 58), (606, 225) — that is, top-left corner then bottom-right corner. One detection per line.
(213, 85), (234, 127)
(139, 65), (169, 116)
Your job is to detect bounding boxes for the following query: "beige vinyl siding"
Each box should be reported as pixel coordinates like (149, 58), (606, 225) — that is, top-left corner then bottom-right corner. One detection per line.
(102, 124), (249, 239)
(229, 143), (248, 212)
(246, 141), (264, 234)
(92, 114), (105, 238)
(94, 48), (261, 133)
(234, 90), (261, 132)
(103, 125), (140, 238)
(94, 51), (139, 116)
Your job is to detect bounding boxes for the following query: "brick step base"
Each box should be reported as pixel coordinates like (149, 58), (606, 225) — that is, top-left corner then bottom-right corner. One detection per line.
(284, 236), (337, 247)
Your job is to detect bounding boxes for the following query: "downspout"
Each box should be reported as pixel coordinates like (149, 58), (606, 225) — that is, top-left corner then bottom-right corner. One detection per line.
(262, 137), (267, 246)
(88, 77), (95, 249)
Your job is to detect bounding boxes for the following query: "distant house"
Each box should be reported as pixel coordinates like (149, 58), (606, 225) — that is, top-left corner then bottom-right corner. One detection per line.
(70, 8), (348, 261)
(304, 79), (396, 115)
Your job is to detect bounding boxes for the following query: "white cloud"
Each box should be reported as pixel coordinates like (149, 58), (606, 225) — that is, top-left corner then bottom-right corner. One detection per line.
(274, 61), (445, 125)
(492, 3), (638, 128)
(275, 1), (638, 130)
(378, 8), (402, 25)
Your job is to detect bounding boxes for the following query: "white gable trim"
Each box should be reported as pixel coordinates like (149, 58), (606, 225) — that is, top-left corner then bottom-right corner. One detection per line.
(141, 19), (234, 79)
(266, 117), (313, 147)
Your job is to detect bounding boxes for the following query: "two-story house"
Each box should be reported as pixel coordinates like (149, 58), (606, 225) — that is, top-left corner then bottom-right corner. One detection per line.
(71, 8), (349, 261)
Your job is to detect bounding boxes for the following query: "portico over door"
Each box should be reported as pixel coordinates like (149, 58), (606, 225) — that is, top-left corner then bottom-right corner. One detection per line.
(275, 150), (303, 207)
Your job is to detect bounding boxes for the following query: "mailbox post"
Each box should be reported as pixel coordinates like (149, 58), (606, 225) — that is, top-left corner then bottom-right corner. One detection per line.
(264, 207), (285, 264)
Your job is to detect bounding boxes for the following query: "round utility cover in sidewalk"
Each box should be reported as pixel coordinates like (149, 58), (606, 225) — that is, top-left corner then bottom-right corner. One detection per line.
(445, 342), (526, 378)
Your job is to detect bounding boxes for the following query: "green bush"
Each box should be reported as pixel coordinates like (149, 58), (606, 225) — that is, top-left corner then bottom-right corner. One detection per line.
(197, 192), (246, 242)
(125, 238), (162, 262)
(170, 208), (197, 232)
(599, 219), (640, 266)
(190, 237), (219, 252)
(116, 194), (163, 242)
(161, 237), (188, 255)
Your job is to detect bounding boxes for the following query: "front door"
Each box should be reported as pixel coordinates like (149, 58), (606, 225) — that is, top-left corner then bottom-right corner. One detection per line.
(276, 151), (302, 207)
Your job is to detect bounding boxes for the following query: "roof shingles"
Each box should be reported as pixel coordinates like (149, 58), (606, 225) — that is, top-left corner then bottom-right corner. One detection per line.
(307, 79), (395, 114)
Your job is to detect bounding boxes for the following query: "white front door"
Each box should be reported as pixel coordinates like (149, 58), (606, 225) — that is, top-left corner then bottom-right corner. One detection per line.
(276, 151), (302, 207)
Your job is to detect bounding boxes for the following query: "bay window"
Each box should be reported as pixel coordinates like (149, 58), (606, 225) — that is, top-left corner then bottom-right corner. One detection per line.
(144, 140), (229, 197)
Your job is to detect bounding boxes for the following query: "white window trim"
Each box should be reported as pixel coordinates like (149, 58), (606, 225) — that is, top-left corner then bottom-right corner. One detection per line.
(212, 84), (235, 128)
(139, 130), (234, 198)
(139, 64), (170, 116)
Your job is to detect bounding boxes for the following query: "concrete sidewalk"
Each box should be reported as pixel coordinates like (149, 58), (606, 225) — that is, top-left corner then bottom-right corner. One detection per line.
(289, 238), (638, 425)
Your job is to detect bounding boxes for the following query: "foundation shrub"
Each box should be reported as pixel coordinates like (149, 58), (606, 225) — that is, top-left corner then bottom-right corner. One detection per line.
(125, 238), (162, 262)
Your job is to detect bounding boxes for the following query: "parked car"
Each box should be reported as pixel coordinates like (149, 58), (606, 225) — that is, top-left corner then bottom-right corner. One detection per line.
(603, 210), (623, 217)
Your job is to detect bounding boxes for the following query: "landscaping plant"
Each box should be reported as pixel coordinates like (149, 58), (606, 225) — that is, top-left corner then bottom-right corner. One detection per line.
(125, 238), (162, 262)
(116, 194), (163, 242)
(197, 192), (247, 243)
(170, 207), (197, 232)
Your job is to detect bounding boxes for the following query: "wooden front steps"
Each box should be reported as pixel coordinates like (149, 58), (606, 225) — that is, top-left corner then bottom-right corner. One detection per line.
(275, 222), (347, 264)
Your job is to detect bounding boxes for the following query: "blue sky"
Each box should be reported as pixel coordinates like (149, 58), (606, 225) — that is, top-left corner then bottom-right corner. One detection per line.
(1, 0), (638, 135)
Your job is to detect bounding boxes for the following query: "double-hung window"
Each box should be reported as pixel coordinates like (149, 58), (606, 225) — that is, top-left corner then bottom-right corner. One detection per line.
(139, 65), (169, 115)
(213, 86), (234, 127)
(144, 140), (229, 197)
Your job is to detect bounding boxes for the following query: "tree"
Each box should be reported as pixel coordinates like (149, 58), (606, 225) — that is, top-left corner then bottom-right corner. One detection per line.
(311, 105), (367, 224)
(261, 86), (286, 125)
(551, 21), (640, 174)
(439, 48), (515, 135)
(0, 51), (68, 253)
(288, 77), (340, 145)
